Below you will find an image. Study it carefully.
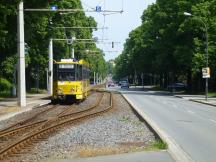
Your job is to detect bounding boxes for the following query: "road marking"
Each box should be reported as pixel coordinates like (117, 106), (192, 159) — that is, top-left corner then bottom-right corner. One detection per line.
(209, 119), (216, 124)
(187, 110), (195, 114)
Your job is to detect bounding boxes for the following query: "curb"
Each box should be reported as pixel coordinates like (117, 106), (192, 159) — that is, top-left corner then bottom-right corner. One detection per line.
(174, 95), (183, 99)
(32, 101), (51, 109)
(174, 95), (216, 107)
(188, 99), (216, 107)
(121, 93), (195, 162)
(0, 101), (51, 122)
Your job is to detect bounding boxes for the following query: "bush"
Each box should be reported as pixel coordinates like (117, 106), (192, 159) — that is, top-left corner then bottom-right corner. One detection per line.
(28, 88), (46, 94)
(0, 78), (12, 92)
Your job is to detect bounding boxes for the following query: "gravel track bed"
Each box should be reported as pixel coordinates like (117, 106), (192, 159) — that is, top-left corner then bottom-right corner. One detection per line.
(0, 105), (53, 130)
(6, 93), (156, 162)
(0, 91), (100, 131)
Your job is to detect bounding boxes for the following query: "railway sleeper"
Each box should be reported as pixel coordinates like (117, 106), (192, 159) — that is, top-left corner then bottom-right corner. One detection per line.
(0, 92), (112, 160)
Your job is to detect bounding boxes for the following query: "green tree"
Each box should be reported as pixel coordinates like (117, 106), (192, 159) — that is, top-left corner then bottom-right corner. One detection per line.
(0, 0), (108, 94)
(114, 0), (216, 91)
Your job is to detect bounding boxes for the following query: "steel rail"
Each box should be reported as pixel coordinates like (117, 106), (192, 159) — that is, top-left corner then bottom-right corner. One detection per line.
(0, 92), (112, 160)
(0, 105), (57, 133)
(0, 93), (104, 138)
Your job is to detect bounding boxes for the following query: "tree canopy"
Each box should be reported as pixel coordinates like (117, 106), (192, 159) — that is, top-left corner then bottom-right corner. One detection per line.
(0, 0), (107, 91)
(114, 0), (216, 92)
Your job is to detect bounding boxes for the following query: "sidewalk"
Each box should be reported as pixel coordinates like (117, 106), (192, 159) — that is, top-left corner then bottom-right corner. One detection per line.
(0, 93), (51, 121)
(52, 151), (174, 162)
(174, 94), (216, 107)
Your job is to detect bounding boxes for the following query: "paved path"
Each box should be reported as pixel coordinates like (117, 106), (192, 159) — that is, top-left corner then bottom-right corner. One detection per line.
(175, 94), (216, 107)
(119, 88), (216, 162)
(0, 93), (50, 121)
(52, 151), (174, 162)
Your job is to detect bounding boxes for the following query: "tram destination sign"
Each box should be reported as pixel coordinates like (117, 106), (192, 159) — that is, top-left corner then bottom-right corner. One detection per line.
(59, 64), (74, 69)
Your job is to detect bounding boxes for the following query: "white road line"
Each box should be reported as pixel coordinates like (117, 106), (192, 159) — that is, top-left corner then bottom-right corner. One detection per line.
(209, 119), (216, 124)
(187, 110), (195, 114)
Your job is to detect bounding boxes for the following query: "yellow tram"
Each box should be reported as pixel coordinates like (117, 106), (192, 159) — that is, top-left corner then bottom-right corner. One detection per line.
(52, 59), (90, 103)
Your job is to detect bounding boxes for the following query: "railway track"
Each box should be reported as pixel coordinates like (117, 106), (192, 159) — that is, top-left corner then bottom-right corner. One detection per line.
(0, 91), (112, 160)
(0, 92), (103, 139)
(0, 89), (102, 133)
(0, 105), (73, 137)
(0, 104), (68, 133)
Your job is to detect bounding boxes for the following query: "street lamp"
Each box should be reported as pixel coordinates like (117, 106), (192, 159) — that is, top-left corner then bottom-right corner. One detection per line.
(183, 12), (192, 16)
(184, 12), (209, 101)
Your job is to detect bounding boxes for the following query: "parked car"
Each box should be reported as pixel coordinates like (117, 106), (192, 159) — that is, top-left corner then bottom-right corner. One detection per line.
(167, 82), (186, 91)
(108, 82), (115, 87)
(121, 80), (130, 88)
(118, 81), (122, 86)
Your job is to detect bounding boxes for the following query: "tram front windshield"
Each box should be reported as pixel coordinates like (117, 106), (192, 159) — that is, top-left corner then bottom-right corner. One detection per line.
(58, 64), (75, 81)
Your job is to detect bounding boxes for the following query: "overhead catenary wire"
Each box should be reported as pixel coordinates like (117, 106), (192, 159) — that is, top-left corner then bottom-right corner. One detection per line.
(80, 0), (124, 58)
(101, 0), (106, 42)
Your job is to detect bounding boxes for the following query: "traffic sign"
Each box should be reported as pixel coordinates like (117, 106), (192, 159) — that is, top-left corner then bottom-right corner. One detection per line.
(67, 36), (76, 44)
(202, 67), (210, 78)
(96, 6), (102, 12)
(93, 37), (98, 42)
(112, 42), (114, 48)
(51, 6), (58, 11)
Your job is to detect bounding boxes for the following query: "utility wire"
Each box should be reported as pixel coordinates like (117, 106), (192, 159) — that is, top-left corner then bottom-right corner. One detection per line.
(102, 0), (106, 44)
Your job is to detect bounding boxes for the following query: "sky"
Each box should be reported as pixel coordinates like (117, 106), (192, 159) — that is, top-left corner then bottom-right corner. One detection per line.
(81, 0), (156, 61)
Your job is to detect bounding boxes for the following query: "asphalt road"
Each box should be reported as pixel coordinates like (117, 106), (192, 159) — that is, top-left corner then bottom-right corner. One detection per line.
(109, 86), (216, 162)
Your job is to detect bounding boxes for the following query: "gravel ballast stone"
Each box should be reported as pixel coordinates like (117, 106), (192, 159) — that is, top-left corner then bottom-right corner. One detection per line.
(7, 93), (157, 162)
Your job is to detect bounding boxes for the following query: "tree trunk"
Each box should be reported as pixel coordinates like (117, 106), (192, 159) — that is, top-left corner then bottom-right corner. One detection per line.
(187, 70), (192, 93)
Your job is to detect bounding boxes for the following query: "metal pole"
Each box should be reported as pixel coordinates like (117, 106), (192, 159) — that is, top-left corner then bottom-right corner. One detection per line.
(184, 13), (209, 101)
(24, 8), (123, 13)
(195, 17), (209, 101)
(53, 26), (108, 29)
(71, 48), (74, 58)
(48, 39), (53, 95)
(12, 64), (17, 97)
(96, 73), (98, 84)
(17, 1), (26, 107)
(205, 24), (208, 101)
(198, 19), (209, 101)
(46, 68), (48, 91)
(94, 72), (96, 85)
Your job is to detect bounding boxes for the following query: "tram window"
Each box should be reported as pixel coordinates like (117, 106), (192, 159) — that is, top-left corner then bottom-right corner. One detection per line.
(58, 71), (75, 81)
(68, 73), (74, 80)
(58, 72), (75, 81)
(79, 65), (82, 80)
(75, 65), (82, 80)
(82, 66), (89, 80)
(83, 66), (86, 79)
(86, 69), (90, 79)
(57, 67), (75, 81)
(53, 64), (57, 81)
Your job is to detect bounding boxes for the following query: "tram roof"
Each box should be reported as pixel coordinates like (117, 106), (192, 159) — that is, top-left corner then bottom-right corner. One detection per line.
(54, 59), (89, 67)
